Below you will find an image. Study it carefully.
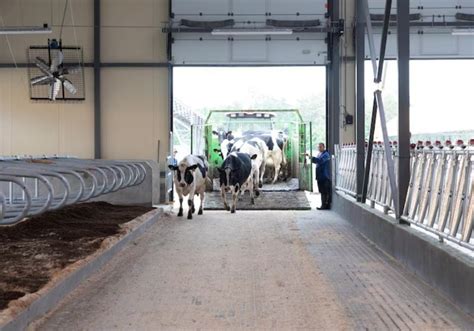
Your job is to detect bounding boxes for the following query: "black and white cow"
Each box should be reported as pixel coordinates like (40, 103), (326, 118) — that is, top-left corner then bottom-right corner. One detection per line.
(219, 152), (257, 213)
(215, 129), (288, 184)
(260, 132), (289, 182)
(239, 131), (288, 184)
(218, 138), (235, 160)
(168, 155), (208, 219)
(231, 137), (268, 190)
(212, 130), (237, 160)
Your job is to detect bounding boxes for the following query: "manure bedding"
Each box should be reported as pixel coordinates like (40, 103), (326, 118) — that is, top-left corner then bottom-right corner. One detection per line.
(0, 202), (154, 310)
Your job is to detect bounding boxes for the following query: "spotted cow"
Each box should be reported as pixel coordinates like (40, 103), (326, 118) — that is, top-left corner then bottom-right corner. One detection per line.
(219, 152), (257, 213)
(168, 155), (208, 219)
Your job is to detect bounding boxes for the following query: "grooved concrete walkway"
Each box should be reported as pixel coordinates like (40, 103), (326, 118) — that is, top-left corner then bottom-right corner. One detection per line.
(33, 210), (473, 330)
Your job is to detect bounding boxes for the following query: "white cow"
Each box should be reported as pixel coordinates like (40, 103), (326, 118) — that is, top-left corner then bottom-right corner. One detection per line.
(168, 155), (208, 219)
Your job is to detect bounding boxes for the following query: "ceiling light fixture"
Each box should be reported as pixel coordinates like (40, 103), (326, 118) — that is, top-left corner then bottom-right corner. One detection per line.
(212, 28), (293, 36)
(451, 28), (474, 36)
(0, 25), (52, 35)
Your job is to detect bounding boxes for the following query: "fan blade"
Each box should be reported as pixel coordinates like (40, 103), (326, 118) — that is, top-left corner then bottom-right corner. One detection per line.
(34, 57), (53, 77)
(62, 66), (82, 75)
(50, 50), (64, 72)
(49, 79), (61, 100)
(31, 75), (54, 86)
(61, 78), (77, 95)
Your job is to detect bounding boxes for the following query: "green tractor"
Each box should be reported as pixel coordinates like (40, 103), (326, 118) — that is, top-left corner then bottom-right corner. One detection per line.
(191, 109), (313, 191)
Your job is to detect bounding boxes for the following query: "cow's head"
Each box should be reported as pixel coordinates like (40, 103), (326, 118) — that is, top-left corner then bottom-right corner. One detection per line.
(212, 130), (232, 143)
(168, 163), (199, 188)
(218, 153), (257, 188)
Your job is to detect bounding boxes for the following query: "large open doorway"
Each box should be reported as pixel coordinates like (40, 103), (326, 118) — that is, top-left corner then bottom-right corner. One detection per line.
(172, 66), (326, 209)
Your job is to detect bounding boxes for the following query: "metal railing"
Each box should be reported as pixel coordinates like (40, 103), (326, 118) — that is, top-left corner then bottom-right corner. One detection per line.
(402, 145), (473, 250)
(0, 156), (147, 225)
(334, 144), (357, 197)
(335, 141), (474, 250)
(366, 142), (397, 213)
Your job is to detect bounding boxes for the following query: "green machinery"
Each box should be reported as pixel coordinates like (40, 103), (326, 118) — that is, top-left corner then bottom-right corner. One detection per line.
(191, 109), (313, 191)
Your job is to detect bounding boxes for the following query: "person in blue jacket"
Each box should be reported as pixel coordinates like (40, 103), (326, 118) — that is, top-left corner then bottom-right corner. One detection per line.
(311, 143), (332, 210)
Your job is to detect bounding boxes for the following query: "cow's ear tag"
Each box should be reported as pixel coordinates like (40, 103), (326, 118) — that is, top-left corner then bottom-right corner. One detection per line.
(251, 154), (258, 160)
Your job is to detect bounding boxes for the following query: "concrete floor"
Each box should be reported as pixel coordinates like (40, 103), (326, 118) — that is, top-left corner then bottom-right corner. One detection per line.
(33, 209), (473, 330)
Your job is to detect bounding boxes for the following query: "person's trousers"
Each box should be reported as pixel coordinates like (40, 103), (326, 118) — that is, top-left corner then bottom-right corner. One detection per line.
(317, 179), (332, 208)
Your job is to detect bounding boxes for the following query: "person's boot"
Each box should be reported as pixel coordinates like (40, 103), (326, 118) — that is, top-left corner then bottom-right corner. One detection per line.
(324, 197), (331, 210)
(317, 194), (328, 210)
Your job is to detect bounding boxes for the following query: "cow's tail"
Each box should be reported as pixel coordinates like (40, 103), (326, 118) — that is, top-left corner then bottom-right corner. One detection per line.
(282, 139), (288, 165)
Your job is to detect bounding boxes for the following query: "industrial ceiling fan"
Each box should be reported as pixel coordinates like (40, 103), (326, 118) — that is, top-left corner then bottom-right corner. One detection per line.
(30, 39), (80, 100)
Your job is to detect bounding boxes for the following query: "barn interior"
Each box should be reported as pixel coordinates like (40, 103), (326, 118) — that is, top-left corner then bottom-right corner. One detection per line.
(0, 0), (473, 329)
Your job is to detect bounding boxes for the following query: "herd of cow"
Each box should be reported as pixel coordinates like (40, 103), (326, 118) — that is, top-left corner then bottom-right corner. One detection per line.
(168, 129), (289, 219)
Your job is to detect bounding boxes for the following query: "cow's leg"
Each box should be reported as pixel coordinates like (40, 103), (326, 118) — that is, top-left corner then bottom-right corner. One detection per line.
(253, 168), (260, 197)
(239, 185), (245, 200)
(231, 185), (239, 213)
(248, 179), (255, 204)
(198, 189), (204, 215)
(187, 199), (194, 219)
(177, 190), (184, 217)
(221, 186), (230, 211)
(259, 161), (266, 188)
(187, 188), (196, 219)
(272, 163), (281, 184)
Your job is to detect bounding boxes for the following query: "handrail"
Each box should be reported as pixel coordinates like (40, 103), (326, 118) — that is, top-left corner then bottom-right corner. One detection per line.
(0, 157), (150, 226)
(335, 142), (473, 250)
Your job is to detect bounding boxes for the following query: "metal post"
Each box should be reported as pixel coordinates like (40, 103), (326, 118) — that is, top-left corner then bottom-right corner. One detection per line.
(326, 0), (341, 155)
(333, 0), (341, 151)
(190, 125), (194, 154)
(325, 66), (330, 149)
(93, 0), (101, 159)
(397, 0), (411, 218)
(310, 121), (313, 192)
(355, 0), (366, 201)
(362, 98), (377, 203)
(168, 0), (174, 143)
(167, 0), (174, 202)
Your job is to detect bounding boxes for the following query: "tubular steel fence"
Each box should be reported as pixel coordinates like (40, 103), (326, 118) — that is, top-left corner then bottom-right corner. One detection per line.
(335, 140), (474, 250)
(0, 156), (148, 225)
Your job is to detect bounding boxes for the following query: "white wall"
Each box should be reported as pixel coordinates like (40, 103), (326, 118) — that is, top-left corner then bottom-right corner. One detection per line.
(0, 69), (94, 157)
(0, 0), (170, 163)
